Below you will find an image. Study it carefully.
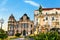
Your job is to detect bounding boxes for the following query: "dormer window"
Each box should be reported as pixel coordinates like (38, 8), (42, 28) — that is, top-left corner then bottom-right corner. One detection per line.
(21, 14), (30, 20)
(23, 16), (27, 20)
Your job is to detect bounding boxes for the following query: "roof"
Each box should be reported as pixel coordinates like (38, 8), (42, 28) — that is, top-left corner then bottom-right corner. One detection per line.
(9, 14), (16, 20)
(35, 8), (60, 11)
(20, 13), (30, 20)
(9, 14), (14, 18)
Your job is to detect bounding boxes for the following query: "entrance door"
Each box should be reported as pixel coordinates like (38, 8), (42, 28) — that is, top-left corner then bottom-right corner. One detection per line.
(23, 30), (26, 36)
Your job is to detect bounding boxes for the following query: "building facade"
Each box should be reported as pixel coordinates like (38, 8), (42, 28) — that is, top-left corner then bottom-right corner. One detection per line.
(34, 8), (60, 33)
(8, 14), (34, 36)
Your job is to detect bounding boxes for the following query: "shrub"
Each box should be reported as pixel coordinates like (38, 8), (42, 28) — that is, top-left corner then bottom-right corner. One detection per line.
(15, 33), (21, 37)
(0, 29), (8, 40)
(28, 31), (60, 40)
(0, 33), (8, 40)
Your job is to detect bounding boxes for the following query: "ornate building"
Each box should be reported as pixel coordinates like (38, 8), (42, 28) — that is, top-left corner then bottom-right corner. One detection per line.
(8, 14), (34, 36)
(34, 8), (60, 33)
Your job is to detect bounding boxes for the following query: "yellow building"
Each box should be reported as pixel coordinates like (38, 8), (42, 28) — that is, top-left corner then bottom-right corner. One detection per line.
(8, 14), (34, 36)
(34, 8), (60, 33)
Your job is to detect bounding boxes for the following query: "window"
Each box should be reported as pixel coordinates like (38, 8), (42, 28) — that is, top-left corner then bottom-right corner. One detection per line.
(16, 30), (19, 33)
(16, 24), (19, 28)
(23, 16), (27, 20)
(36, 18), (38, 23)
(46, 13), (47, 15)
(31, 25), (32, 28)
(30, 30), (32, 34)
(56, 11), (58, 14)
(46, 17), (48, 20)
(10, 25), (14, 30)
(22, 23), (28, 28)
(52, 17), (54, 20)
(43, 19), (45, 21)
(56, 22), (59, 25)
(36, 19), (38, 25)
(45, 25), (46, 27)
(9, 30), (14, 36)
(27, 32), (28, 34)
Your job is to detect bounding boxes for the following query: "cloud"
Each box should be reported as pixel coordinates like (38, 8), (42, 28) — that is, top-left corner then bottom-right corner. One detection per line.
(24, 0), (40, 7)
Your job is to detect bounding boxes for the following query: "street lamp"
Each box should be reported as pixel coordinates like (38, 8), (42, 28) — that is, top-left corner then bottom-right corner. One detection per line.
(0, 18), (4, 29)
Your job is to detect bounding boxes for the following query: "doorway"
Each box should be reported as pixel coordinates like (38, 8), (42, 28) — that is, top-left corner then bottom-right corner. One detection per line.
(23, 30), (26, 36)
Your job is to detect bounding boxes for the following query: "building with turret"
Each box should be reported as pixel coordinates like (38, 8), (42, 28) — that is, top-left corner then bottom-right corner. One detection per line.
(8, 14), (34, 36)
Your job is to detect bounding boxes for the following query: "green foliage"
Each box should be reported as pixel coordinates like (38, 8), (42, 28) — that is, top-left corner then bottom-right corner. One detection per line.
(29, 31), (60, 40)
(0, 29), (8, 40)
(0, 29), (5, 34)
(0, 34), (8, 39)
(15, 33), (21, 37)
(39, 5), (42, 14)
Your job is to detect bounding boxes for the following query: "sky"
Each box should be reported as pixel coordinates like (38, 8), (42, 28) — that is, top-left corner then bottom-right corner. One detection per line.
(0, 0), (60, 31)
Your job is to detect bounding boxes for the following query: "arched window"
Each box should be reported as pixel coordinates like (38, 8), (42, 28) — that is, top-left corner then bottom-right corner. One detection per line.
(31, 25), (32, 28)
(23, 30), (26, 36)
(30, 30), (32, 34)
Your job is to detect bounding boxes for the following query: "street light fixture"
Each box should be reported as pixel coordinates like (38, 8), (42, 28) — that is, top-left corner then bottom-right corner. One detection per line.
(0, 18), (4, 29)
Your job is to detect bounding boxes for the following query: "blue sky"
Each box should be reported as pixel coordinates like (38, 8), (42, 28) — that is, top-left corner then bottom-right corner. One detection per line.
(0, 0), (60, 31)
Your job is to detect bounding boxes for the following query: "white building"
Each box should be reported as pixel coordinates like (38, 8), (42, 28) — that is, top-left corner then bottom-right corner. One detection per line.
(34, 8), (60, 32)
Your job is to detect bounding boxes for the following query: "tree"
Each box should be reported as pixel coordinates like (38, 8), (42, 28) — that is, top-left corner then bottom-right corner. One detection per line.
(39, 5), (42, 14)
(0, 29), (5, 34)
(0, 34), (8, 40)
(15, 33), (21, 37)
(0, 29), (8, 40)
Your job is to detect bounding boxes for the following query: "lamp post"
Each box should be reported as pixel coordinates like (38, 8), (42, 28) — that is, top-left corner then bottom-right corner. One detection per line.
(0, 18), (4, 29)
